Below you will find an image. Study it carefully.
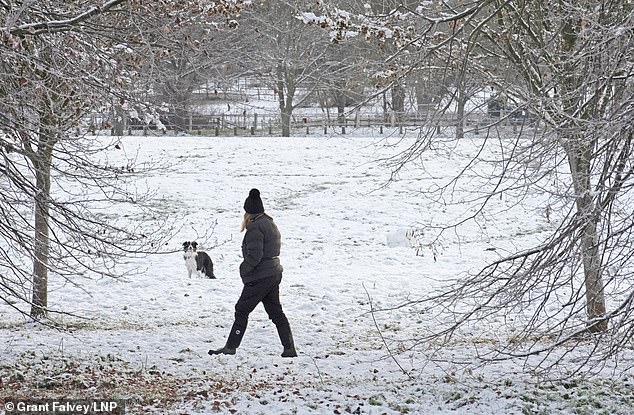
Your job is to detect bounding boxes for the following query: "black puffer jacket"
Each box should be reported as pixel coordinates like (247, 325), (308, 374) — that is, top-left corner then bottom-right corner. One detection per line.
(239, 214), (283, 284)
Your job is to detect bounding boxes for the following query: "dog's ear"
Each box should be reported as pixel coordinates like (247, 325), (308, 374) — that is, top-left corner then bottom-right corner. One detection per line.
(182, 241), (189, 247)
(192, 242), (198, 249)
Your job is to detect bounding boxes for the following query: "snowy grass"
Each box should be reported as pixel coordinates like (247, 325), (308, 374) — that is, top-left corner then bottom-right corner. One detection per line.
(1, 130), (632, 414)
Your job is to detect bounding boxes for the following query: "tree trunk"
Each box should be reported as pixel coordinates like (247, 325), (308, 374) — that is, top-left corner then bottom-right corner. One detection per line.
(581, 216), (607, 332)
(277, 62), (295, 137)
(173, 104), (189, 132)
(392, 84), (405, 124)
(30, 148), (53, 319)
(382, 92), (388, 124)
(281, 110), (291, 137)
(566, 139), (608, 332)
(559, 16), (608, 333)
(415, 81), (427, 114)
(415, 80), (435, 119)
(334, 80), (346, 125)
(113, 104), (125, 136)
(455, 87), (466, 140)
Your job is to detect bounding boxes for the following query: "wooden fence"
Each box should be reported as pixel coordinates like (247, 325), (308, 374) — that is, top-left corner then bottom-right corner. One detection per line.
(120, 110), (535, 136)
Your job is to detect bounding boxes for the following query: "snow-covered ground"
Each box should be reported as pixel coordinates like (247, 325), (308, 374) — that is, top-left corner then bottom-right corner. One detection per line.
(1, 129), (632, 414)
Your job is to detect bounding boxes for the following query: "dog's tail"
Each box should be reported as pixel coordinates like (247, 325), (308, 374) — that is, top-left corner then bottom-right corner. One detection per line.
(204, 266), (216, 279)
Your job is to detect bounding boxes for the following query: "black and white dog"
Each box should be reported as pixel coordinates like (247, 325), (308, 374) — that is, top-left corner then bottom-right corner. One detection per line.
(182, 241), (216, 279)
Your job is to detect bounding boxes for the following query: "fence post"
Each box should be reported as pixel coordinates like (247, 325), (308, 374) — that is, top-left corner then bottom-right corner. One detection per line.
(251, 126), (255, 135)
(380, 125), (383, 134)
(254, 113), (258, 129)
(341, 126), (346, 135)
(234, 126), (238, 136)
(215, 127), (219, 136)
(189, 114), (193, 131)
(269, 126), (273, 135)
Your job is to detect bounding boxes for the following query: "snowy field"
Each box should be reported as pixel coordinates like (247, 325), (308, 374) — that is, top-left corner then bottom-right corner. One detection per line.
(1, 129), (632, 414)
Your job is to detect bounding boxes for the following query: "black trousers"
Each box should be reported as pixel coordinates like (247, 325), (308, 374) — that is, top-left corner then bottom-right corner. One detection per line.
(226, 273), (292, 349)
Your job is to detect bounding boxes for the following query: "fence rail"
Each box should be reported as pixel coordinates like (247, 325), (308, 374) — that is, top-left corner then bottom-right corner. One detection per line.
(102, 110), (535, 136)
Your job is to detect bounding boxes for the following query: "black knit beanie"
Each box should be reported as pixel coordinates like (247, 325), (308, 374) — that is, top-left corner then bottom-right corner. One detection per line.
(244, 188), (264, 214)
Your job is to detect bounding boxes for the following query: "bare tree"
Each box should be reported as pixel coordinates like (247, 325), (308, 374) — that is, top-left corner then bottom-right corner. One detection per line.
(306, 0), (634, 375)
(0, 0), (248, 320)
(233, 1), (338, 136)
(146, 23), (242, 132)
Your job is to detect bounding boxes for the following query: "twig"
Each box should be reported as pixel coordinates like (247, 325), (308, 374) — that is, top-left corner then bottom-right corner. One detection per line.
(363, 283), (413, 380)
(309, 355), (324, 385)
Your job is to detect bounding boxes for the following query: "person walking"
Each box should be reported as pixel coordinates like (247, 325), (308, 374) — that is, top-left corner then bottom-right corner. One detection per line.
(209, 188), (297, 358)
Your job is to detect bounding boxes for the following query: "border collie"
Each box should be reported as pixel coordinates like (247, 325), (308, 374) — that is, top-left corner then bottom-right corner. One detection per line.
(182, 241), (216, 279)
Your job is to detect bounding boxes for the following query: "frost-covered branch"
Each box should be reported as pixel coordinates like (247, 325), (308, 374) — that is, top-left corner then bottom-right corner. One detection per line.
(3, 0), (126, 36)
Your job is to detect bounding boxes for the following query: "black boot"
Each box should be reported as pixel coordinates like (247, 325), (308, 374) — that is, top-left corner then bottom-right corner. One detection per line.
(209, 323), (245, 356)
(281, 347), (297, 358)
(276, 322), (297, 358)
(208, 346), (235, 355)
